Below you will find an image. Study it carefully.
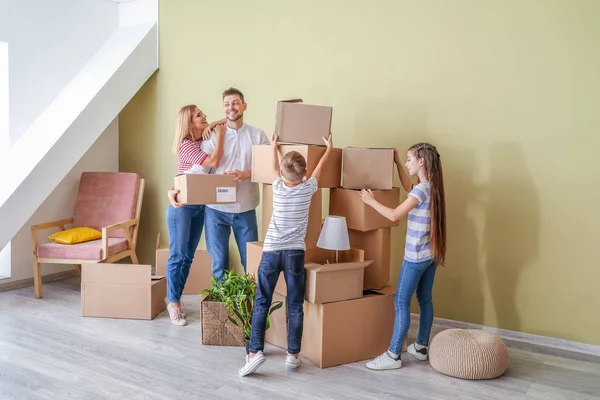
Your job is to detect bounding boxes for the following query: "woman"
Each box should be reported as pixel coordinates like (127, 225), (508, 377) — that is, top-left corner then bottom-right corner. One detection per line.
(165, 104), (226, 326)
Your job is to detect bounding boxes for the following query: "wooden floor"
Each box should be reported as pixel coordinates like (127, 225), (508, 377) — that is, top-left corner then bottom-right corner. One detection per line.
(1, 278), (599, 400)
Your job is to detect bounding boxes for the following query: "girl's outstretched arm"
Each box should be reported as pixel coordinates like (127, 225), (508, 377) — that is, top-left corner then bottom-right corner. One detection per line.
(359, 189), (418, 222)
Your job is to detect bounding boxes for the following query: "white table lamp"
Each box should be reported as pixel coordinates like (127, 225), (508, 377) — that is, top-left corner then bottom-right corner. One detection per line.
(317, 215), (350, 263)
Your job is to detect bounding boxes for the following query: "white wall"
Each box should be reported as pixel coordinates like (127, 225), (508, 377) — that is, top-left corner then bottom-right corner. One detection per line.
(0, 0), (119, 145)
(0, 41), (7, 155)
(5, 117), (119, 283)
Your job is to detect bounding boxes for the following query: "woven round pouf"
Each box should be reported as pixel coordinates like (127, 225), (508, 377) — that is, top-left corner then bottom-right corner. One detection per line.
(429, 329), (510, 380)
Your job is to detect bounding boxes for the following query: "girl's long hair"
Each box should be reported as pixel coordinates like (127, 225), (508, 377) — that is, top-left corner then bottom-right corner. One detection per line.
(409, 143), (447, 265)
(172, 104), (197, 154)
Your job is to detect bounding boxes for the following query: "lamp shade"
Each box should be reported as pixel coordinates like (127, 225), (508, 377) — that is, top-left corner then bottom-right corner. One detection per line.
(317, 215), (350, 251)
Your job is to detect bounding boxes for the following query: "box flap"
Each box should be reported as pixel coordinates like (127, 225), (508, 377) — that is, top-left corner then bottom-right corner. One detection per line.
(310, 260), (373, 273)
(279, 98), (303, 104)
(82, 263), (152, 286)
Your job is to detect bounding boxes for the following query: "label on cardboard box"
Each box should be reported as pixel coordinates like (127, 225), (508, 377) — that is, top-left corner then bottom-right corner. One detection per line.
(216, 187), (236, 203)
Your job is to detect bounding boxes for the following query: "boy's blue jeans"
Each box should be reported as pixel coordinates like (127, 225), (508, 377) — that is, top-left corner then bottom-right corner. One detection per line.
(249, 250), (305, 355)
(388, 258), (437, 355)
(204, 207), (258, 281)
(165, 204), (205, 303)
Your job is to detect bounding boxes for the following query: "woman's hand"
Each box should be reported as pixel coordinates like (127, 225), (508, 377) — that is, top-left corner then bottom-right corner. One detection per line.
(359, 189), (376, 206)
(168, 187), (182, 208)
(201, 126), (212, 141)
(225, 170), (250, 182)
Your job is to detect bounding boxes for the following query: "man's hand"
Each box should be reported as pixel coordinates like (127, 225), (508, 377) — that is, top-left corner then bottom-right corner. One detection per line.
(225, 170), (250, 182)
(168, 187), (182, 208)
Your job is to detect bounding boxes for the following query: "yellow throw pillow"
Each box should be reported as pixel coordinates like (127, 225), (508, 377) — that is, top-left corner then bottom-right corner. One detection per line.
(48, 227), (102, 244)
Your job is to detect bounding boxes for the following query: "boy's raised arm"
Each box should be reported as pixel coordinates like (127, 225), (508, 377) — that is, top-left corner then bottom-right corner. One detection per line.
(310, 134), (332, 183)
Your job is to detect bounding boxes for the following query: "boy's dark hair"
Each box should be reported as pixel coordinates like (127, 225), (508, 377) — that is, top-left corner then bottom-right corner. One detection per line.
(222, 87), (245, 103)
(280, 151), (307, 183)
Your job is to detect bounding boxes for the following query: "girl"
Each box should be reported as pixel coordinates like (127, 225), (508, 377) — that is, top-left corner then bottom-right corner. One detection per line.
(359, 142), (446, 370)
(165, 104), (226, 326)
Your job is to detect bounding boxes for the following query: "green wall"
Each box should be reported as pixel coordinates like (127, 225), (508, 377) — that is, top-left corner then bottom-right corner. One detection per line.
(120, 0), (600, 345)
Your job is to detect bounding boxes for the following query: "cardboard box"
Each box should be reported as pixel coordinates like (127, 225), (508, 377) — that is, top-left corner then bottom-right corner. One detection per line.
(329, 187), (400, 231)
(349, 228), (392, 289)
(342, 147), (395, 190)
(251, 144), (342, 188)
(81, 263), (166, 320)
(174, 174), (236, 205)
(155, 234), (212, 295)
(264, 292), (288, 349)
(246, 242), (370, 302)
(301, 286), (396, 368)
(274, 99), (333, 146)
(262, 184), (323, 248)
(200, 298), (245, 347)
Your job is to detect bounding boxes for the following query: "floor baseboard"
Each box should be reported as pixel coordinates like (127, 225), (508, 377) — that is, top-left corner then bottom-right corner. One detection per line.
(0, 270), (79, 293)
(411, 314), (600, 358)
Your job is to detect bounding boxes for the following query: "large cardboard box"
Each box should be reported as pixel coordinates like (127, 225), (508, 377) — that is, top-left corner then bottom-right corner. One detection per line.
(246, 242), (369, 302)
(155, 234), (212, 295)
(329, 187), (400, 231)
(342, 147), (395, 190)
(301, 286), (396, 368)
(264, 292), (288, 349)
(251, 144), (342, 188)
(262, 184), (323, 248)
(274, 99), (333, 146)
(174, 174), (236, 205)
(81, 263), (166, 320)
(348, 228), (392, 289)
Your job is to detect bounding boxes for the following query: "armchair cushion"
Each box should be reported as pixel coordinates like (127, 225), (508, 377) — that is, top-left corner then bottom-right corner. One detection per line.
(36, 238), (129, 260)
(48, 227), (102, 244)
(72, 172), (140, 238)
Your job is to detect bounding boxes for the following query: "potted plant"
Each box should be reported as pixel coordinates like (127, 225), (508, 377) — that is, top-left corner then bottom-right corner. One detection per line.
(201, 269), (283, 353)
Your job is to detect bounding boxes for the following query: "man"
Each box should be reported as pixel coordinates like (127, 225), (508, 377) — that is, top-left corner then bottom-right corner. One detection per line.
(199, 87), (269, 280)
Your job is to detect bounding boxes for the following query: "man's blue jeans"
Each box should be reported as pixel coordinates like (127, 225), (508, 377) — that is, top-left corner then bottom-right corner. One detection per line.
(165, 204), (205, 303)
(388, 258), (438, 355)
(249, 250), (305, 355)
(204, 207), (258, 281)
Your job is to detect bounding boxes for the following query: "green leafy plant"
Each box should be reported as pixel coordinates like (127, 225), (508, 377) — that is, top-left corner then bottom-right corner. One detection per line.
(201, 269), (283, 341)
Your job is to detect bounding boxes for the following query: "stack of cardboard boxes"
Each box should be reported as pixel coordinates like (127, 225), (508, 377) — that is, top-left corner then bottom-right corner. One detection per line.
(248, 100), (403, 368)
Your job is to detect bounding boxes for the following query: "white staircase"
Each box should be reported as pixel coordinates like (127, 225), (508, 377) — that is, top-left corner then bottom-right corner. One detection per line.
(0, 0), (158, 284)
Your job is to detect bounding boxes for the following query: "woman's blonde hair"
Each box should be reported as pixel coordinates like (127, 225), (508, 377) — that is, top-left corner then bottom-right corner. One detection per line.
(172, 104), (198, 154)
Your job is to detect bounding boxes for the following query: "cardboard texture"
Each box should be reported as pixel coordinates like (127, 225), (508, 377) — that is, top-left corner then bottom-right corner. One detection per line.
(342, 147), (395, 190)
(264, 292), (288, 348)
(247, 242), (369, 302)
(329, 187), (400, 231)
(301, 286), (396, 368)
(81, 263), (166, 320)
(348, 228), (392, 289)
(155, 234), (212, 295)
(251, 144), (342, 188)
(174, 174), (237, 205)
(200, 298), (245, 347)
(262, 184), (323, 248)
(274, 99), (333, 146)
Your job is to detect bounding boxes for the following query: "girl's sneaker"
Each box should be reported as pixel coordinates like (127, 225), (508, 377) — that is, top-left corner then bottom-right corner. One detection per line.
(407, 343), (428, 361)
(285, 354), (301, 369)
(366, 351), (402, 370)
(239, 351), (266, 377)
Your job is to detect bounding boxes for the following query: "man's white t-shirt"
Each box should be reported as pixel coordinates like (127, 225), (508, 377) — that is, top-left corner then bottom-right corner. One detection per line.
(200, 123), (269, 214)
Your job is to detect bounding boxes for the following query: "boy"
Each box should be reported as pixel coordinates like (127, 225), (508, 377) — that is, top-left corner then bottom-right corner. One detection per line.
(238, 133), (333, 377)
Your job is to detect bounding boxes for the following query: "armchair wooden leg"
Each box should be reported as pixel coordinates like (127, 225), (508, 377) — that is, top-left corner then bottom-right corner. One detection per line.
(74, 264), (82, 276)
(33, 261), (42, 299)
(130, 251), (139, 264)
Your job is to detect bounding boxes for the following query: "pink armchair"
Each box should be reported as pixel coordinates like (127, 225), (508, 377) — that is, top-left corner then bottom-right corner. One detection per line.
(30, 172), (145, 298)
